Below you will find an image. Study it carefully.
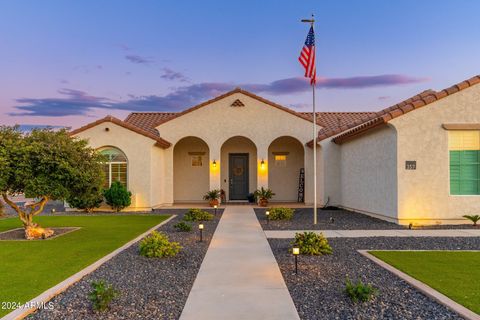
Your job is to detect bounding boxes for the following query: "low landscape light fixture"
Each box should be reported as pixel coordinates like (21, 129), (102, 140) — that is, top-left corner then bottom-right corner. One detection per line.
(199, 223), (204, 242)
(260, 159), (265, 169)
(292, 247), (300, 274)
(214, 204), (217, 216)
(408, 223), (413, 230)
(266, 210), (270, 224)
(51, 208), (56, 214)
(212, 160), (217, 168)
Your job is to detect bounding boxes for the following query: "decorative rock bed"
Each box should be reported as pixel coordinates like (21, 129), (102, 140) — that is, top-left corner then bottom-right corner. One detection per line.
(28, 209), (223, 320)
(269, 237), (480, 320)
(0, 227), (79, 241)
(255, 208), (405, 230)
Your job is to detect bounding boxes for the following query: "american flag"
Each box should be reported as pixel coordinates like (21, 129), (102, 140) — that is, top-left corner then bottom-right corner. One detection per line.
(298, 26), (316, 85)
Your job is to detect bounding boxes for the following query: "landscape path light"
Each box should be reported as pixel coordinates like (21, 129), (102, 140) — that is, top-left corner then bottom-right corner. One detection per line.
(199, 223), (204, 242)
(292, 247), (300, 275)
(214, 204), (217, 216)
(266, 210), (270, 224)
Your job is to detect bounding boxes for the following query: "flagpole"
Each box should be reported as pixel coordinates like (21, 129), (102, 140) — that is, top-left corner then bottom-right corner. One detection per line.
(301, 15), (317, 225)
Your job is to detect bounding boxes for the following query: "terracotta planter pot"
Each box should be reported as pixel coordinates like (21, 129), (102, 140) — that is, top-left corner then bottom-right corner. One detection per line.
(209, 199), (219, 207)
(259, 199), (268, 207)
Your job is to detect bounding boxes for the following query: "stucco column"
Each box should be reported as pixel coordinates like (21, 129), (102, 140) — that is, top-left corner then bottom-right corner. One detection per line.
(163, 148), (174, 205)
(257, 144), (268, 189)
(304, 145), (322, 205)
(209, 145), (221, 192)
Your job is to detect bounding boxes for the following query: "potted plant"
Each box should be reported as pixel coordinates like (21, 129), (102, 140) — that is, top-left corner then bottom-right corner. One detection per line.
(203, 189), (221, 207)
(254, 187), (275, 207)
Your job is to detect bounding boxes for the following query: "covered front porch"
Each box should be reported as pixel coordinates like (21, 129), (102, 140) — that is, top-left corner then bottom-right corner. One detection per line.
(172, 135), (308, 204)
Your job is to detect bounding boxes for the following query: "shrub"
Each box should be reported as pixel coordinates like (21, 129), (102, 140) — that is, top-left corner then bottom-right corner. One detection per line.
(174, 221), (192, 232)
(183, 208), (213, 222)
(203, 189), (220, 201)
(344, 277), (378, 303)
(103, 181), (132, 212)
(463, 214), (480, 226)
(292, 232), (333, 255)
(88, 280), (119, 312)
(139, 231), (182, 258)
(268, 207), (294, 220)
(66, 186), (103, 213)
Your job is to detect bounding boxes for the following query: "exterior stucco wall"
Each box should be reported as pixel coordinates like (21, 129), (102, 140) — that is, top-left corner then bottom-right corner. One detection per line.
(72, 122), (157, 209)
(173, 137), (210, 202)
(156, 92), (322, 203)
(338, 126), (398, 220)
(391, 84), (480, 224)
(268, 137), (304, 202)
(320, 140), (341, 206)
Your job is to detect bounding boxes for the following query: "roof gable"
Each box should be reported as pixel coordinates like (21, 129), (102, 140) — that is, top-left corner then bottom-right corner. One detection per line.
(70, 115), (172, 148)
(151, 88), (315, 127)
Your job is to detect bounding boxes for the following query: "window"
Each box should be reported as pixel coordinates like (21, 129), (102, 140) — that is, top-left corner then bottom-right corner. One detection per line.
(274, 154), (287, 167)
(449, 131), (480, 195)
(191, 155), (203, 167)
(99, 147), (128, 188)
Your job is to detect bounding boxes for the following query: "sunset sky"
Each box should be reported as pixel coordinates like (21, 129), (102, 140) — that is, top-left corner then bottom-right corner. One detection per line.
(1, 0), (479, 129)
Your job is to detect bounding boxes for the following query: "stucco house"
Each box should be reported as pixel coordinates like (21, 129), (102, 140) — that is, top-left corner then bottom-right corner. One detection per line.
(71, 75), (480, 225)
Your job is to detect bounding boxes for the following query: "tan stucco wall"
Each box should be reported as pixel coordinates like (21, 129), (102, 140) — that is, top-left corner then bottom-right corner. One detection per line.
(337, 125), (398, 221)
(391, 84), (480, 224)
(173, 137), (210, 202)
(268, 136), (305, 202)
(320, 140), (341, 206)
(220, 136), (257, 200)
(156, 92), (322, 203)
(72, 122), (159, 210)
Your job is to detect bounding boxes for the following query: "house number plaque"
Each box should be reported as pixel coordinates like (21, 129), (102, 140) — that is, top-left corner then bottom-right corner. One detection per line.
(405, 161), (416, 170)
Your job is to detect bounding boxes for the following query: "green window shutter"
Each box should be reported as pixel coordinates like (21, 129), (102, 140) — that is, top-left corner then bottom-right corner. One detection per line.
(450, 151), (461, 195)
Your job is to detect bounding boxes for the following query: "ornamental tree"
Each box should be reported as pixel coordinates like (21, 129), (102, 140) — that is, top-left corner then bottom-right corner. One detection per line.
(0, 126), (105, 235)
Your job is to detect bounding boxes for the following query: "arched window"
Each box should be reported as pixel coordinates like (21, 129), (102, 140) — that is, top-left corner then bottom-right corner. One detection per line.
(99, 147), (128, 188)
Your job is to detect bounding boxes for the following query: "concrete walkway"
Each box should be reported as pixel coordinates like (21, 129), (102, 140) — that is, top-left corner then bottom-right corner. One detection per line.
(265, 229), (480, 238)
(180, 206), (299, 320)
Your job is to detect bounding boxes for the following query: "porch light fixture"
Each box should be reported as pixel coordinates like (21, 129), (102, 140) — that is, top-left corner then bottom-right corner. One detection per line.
(199, 223), (204, 242)
(212, 160), (217, 168)
(292, 247), (300, 274)
(260, 159), (265, 169)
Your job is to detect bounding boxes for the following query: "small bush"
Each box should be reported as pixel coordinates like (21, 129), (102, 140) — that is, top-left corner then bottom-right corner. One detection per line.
(292, 232), (333, 255)
(66, 187), (103, 213)
(268, 207), (294, 220)
(174, 221), (192, 232)
(463, 214), (480, 226)
(103, 181), (132, 212)
(183, 208), (213, 222)
(88, 280), (119, 312)
(344, 277), (378, 303)
(139, 231), (182, 258)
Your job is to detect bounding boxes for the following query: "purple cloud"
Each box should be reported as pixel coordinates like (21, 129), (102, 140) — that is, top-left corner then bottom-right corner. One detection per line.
(160, 68), (189, 82)
(9, 74), (429, 117)
(125, 54), (154, 64)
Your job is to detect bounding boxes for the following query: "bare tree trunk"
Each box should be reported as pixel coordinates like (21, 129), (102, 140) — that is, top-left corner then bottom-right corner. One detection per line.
(0, 200), (5, 216)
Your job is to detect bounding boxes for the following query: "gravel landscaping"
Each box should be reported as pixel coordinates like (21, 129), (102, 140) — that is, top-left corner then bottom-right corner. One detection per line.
(29, 208), (223, 320)
(269, 236), (480, 320)
(255, 208), (405, 230)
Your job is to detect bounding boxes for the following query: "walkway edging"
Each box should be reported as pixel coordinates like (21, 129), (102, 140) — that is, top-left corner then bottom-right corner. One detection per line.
(265, 229), (480, 238)
(1, 215), (176, 320)
(358, 250), (480, 320)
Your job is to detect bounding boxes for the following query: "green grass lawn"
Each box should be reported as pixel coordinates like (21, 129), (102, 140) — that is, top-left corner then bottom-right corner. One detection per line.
(370, 251), (480, 314)
(0, 214), (169, 316)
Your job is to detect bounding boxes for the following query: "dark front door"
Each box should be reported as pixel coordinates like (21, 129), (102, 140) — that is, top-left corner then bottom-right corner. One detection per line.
(229, 153), (249, 200)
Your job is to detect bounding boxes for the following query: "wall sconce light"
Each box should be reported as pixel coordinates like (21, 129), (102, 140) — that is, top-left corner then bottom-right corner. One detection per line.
(260, 159), (265, 169)
(292, 247), (300, 274)
(212, 160), (217, 168)
(199, 223), (204, 242)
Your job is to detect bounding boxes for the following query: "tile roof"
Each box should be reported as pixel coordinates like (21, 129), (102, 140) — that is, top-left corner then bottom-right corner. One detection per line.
(70, 115), (172, 148)
(301, 112), (377, 131)
(124, 112), (177, 135)
(307, 75), (480, 146)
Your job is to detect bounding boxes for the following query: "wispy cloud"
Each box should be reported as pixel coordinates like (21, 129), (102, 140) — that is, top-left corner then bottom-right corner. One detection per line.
(9, 74), (428, 117)
(161, 68), (189, 82)
(378, 96), (390, 100)
(125, 54), (154, 64)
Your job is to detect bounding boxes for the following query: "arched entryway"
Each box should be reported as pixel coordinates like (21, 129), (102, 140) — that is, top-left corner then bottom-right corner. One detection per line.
(174, 136), (210, 202)
(268, 136), (305, 202)
(220, 136), (257, 201)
